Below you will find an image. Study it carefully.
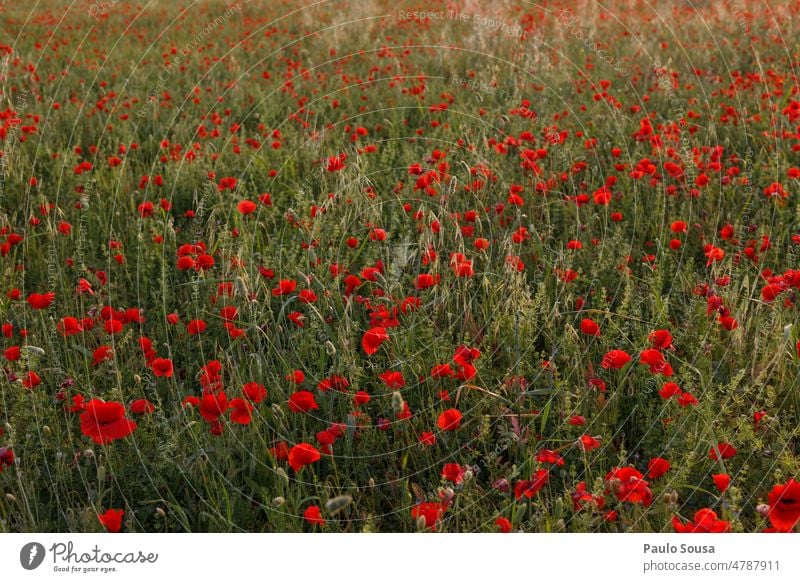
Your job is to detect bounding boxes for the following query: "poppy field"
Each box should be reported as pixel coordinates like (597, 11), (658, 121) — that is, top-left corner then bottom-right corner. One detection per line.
(0, 0), (799, 533)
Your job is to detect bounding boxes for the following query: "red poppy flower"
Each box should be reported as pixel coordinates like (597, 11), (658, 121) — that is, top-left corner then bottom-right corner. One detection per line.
(326, 153), (347, 172)
(229, 398), (253, 425)
(571, 481), (605, 511)
(303, 505), (325, 526)
(286, 370), (305, 384)
(187, 319), (206, 335)
(317, 374), (349, 392)
(536, 449), (565, 467)
(217, 176), (237, 191)
(579, 434), (601, 451)
(441, 463), (465, 484)
(198, 392), (228, 422)
(514, 469), (549, 499)
(419, 431), (436, 446)
(649, 329), (674, 350)
(22, 371), (41, 389)
(129, 399), (155, 415)
(411, 502), (446, 530)
(639, 348), (673, 376)
(601, 349), (631, 369)
(80, 400), (137, 444)
(605, 466), (652, 506)
(361, 326), (389, 355)
(767, 479), (800, 531)
(57, 316), (83, 336)
(437, 408), (463, 431)
(288, 443), (321, 472)
(151, 357), (173, 377)
(712, 473), (731, 493)
(672, 509), (730, 533)
(415, 273), (438, 289)
(270, 441), (290, 461)
(242, 382), (267, 403)
(237, 200), (257, 215)
(495, 517), (512, 532)
(92, 346), (113, 366)
(647, 457), (670, 479)
(0, 446), (14, 472)
(98, 509), (124, 533)
(27, 292), (55, 309)
(658, 382), (682, 400)
(379, 370), (405, 389)
(271, 279), (297, 296)
(288, 391), (319, 413)
(430, 363), (455, 378)
(579, 318), (600, 336)
(709, 442), (737, 460)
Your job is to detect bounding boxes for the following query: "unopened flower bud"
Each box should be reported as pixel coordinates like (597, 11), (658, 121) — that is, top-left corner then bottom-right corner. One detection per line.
(493, 478), (510, 493)
(325, 495), (353, 515)
(391, 391), (404, 415)
(275, 467), (289, 483)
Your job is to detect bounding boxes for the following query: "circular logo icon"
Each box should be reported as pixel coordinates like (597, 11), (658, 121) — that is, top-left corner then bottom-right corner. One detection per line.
(20, 542), (46, 570)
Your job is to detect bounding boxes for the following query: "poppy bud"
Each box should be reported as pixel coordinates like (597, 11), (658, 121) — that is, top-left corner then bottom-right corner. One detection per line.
(42, 425), (50, 435)
(271, 403), (284, 418)
(6, 493), (16, 502)
(235, 277), (248, 298)
(155, 507), (166, 518)
(324, 341), (336, 355)
(97, 465), (106, 482)
(553, 498), (564, 519)
(441, 487), (455, 504)
(756, 503), (769, 517)
(391, 391), (404, 415)
(463, 469), (474, 482)
(493, 478), (510, 493)
(272, 497), (285, 507)
(325, 495), (353, 515)
(84, 449), (95, 459)
(416, 515), (428, 531)
(276, 468), (289, 483)
(134, 374), (142, 384)
(368, 478), (376, 488)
